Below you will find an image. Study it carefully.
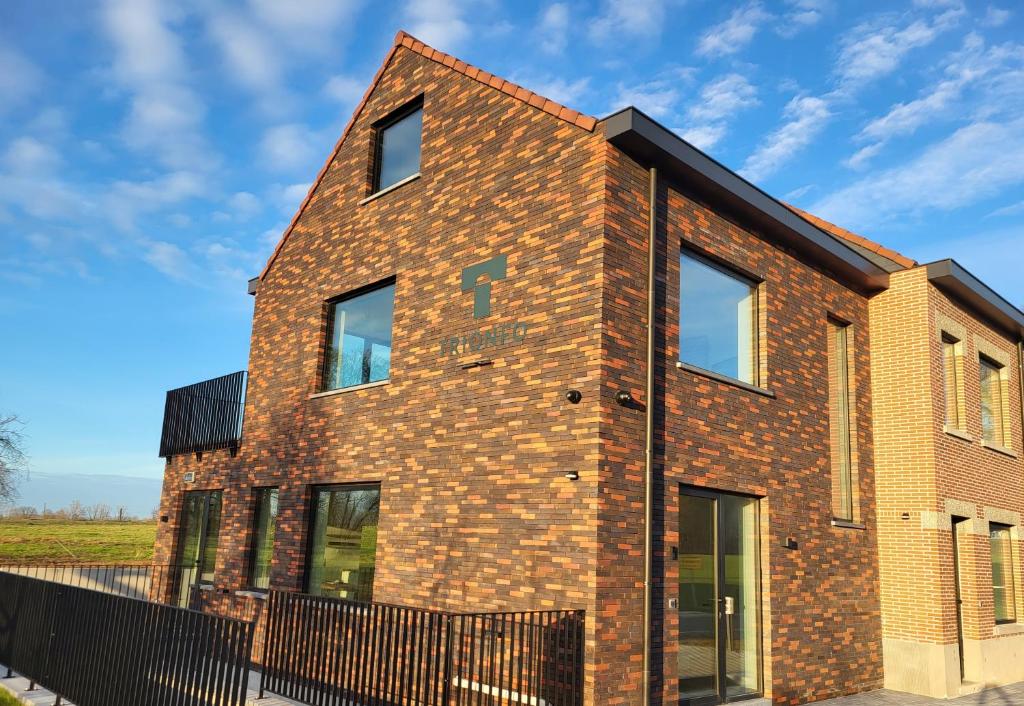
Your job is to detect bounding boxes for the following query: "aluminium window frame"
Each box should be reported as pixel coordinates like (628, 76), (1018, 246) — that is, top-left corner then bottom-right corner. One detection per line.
(246, 486), (279, 592)
(302, 482), (383, 601)
(989, 522), (1018, 625)
(319, 277), (397, 393)
(370, 96), (425, 195)
(979, 353), (1009, 447)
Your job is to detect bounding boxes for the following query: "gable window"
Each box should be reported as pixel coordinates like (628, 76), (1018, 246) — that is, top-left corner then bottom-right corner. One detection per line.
(979, 355), (1008, 447)
(307, 484), (380, 602)
(322, 281), (396, 392)
(248, 487), (278, 590)
(373, 101), (423, 193)
(679, 251), (758, 385)
(942, 334), (965, 431)
(828, 319), (856, 522)
(990, 523), (1017, 624)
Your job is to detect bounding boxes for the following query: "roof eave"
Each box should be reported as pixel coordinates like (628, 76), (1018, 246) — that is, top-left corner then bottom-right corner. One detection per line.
(925, 259), (1024, 339)
(602, 108), (890, 295)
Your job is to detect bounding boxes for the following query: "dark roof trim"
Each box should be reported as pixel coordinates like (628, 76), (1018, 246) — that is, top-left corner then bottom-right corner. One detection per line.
(602, 108), (889, 294)
(925, 260), (1024, 339)
(247, 277), (260, 296)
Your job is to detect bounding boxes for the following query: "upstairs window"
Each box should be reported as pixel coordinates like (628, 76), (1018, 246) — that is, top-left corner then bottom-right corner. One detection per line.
(373, 100), (423, 193)
(979, 355), (1008, 447)
(679, 251), (758, 385)
(322, 281), (396, 392)
(942, 334), (965, 431)
(248, 487), (278, 590)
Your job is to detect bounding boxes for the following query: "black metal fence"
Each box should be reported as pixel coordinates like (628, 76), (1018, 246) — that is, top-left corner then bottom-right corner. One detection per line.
(0, 571), (253, 706)
(159, 371), (246, 457)
(0, 564), (168, 601)
(260, 590), (585, 706)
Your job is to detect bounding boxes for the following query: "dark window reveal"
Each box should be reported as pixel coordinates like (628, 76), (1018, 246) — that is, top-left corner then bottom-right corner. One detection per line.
(306, 484), (381, 602)
(322, 282), (396, 391)
(249, 487), (278, 590)
(374, 104), (423, 192)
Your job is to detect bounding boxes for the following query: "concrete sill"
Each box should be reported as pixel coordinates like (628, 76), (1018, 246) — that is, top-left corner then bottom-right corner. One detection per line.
(943, 426), (973, 442)
(994, 622), (1024, 636)
(676, 362), (775, 398)
(981, 440), (1019, 458)
(309, 379), (389, 399)
(234, 590), (269, 600)
(358, 172), (421, 205)
(831, 518), (866, 530)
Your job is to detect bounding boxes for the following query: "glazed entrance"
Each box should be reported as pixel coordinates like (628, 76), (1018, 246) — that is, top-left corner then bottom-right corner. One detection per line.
(678, 488), (762, 705)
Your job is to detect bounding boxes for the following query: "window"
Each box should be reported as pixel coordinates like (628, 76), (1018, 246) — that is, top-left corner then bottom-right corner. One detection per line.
(679, 251), (758, 385)
(828, 320), (855, 521)
(990, 523), (1016, 624)
(979, 356), (1008, 446)
(248, 487), (278, 590)
(374, 102), (423, 192)
(322, 281), (396, 391)
(306, 484), (380, 602)
(942, 334), (964, 430)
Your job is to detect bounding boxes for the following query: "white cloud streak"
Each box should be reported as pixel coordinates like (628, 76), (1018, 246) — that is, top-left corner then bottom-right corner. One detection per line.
(696, 2), (771, 58)
(741, 95), (831, 182)
(588, 0), (667, 43)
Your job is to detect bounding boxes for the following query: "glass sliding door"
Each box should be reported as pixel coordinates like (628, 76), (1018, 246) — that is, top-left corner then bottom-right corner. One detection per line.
(306, 484), (380, 602)
(175, 490), (223, 608)
(679, 488), (762, 705)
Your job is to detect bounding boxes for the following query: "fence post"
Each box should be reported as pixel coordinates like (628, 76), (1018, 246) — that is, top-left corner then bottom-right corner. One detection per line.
(441, 615), (454, 706)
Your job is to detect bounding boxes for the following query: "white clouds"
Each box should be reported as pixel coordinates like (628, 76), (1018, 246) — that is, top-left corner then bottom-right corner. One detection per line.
(834, 7), (963, 93)
(0, 46), (43, 112)
(588, 0), (667, 43)
(981, 6), (1011, 27)
(987, 200), (1024, 218)
(247, 0), (362, 50)
(778, 0), (830, 36)
(101, 0), (213, 171)
(741, 95), (831, 182)
(404, 0), (470, 51)
(538, 3), (570, 55)
(3, 137), (61, 176)
(207, 12), (282, 97)
(323, 75), (365, 108)
(696, 2), (771, 58)
(810, 117), (1024, 230)
(614, 80), (680, 119)
(514, 75), (591, 107)
(259, 124), (321, 173)
(228, 192), (262, 220)
(143, 240), (191, 279)
(679, 73), (759, 151)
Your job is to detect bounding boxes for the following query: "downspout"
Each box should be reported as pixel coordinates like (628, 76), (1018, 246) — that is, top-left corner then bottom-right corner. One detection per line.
(642, 166), (658, 706)
(1018, 340), (1024, 454)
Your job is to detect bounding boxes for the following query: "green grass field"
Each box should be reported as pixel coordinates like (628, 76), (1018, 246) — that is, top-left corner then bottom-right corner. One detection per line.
(0, 519), (157, 564)
(0, 687), (20, 706)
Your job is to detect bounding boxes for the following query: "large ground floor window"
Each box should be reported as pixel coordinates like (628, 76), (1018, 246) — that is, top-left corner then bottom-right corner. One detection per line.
(306, 484), (380, 602)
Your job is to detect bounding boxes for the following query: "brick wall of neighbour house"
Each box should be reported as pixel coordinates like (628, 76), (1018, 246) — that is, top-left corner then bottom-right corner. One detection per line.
(596, 145), (882, 705)
(872, 266), (1024, 692)
(154, 42), (609, 695)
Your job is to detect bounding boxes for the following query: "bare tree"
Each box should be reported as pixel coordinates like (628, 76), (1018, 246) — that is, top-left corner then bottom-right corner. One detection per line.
(0, 414), (27, 504)
(66, 499), (85, 520)
(10, 505), (37, 518)
(86, 503), (112, 521)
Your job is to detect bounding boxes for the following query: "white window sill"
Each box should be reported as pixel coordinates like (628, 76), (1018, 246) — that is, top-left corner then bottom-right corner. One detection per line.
(981, 440), (1019, 458)
(676, 361), (774, 398)
(943, 426), (972, 442)
(358, 172), (420, 205)
(831, 518), (866, 530)
(234, 590), (269, 600)
(309, 379), (390, 399)
(994, 622), (1024, 636)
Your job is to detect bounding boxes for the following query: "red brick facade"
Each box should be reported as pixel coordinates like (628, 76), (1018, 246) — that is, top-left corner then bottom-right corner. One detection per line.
(154, 31), (1022, 706)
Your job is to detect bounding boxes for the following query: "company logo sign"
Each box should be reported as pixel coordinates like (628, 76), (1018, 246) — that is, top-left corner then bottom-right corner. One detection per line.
(439, 255), (529, 357)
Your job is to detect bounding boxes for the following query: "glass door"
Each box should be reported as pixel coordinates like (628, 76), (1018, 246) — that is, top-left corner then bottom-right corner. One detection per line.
(679, 488), (762, 705)
(175, 490), (223, 608)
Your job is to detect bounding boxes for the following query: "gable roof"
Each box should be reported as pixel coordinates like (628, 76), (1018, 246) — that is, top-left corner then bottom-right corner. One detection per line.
(785, 204), (916, 271)
(258, 30), (598, 282)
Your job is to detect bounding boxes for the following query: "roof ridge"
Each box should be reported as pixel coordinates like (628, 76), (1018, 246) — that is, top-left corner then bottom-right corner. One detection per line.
(784, 203), (917, 270)
(259, 30), (598, 281)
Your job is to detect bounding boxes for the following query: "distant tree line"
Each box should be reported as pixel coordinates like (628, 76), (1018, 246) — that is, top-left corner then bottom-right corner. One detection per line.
(1, 502), (153, 522)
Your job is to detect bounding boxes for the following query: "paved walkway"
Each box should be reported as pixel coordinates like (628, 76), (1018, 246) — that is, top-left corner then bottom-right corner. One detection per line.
(4, 669), (1024, 706)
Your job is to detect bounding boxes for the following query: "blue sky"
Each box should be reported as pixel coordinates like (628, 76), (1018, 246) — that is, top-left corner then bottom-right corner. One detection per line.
(1, 0), (1022, 510)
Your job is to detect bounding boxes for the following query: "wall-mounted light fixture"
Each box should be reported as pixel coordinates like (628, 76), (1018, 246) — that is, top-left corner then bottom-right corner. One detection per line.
(565, 389), (583, 404)
(615, 390), (634, 405)
(564, 471), (580, 481)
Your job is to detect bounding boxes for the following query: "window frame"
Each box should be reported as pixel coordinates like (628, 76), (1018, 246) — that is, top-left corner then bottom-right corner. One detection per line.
(303, 482), (382, 603)
(979, 354), (1008, 447)
(828, 317), (856, 523)
(247, 486), (279, 592)
(678, 248), (761, 387)
(319, 278), (397, 393)
(989, 522), (1017, 625)
(371, 96), (424, 195)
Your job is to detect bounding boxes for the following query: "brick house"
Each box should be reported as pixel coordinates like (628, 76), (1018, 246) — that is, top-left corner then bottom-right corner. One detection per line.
(153, 31), (1024, 705)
